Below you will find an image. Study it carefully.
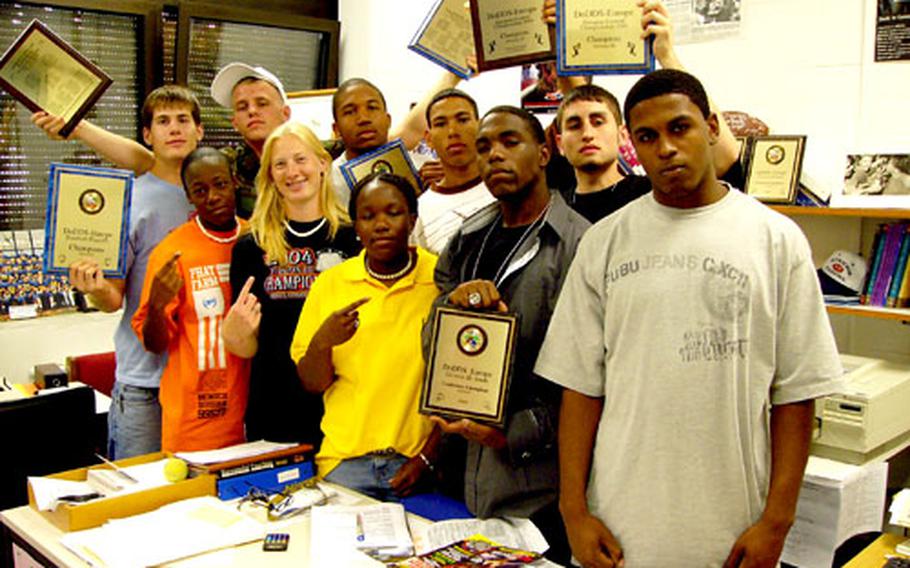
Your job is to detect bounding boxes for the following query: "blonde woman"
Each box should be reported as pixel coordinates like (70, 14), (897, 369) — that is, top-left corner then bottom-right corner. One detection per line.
(223, 121), (361, 447)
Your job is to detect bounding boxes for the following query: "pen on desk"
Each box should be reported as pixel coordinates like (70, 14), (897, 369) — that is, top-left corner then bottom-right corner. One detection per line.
(58, 492), (103, 503)
(356, 512), (365, 542)
(94, 453), (138, 484)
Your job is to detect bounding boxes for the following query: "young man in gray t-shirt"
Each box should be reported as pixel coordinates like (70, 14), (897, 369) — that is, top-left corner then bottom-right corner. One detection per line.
(536, 70), (843, 567)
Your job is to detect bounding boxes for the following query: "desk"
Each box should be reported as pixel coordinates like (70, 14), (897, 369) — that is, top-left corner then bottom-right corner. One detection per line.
(0, 485), (430, 567)
(843, 533), (909, 567)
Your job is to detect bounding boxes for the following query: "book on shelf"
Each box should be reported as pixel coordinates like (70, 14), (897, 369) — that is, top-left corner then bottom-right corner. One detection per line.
(886, 226), (910, 307)
(871, 223), (905, 306)
(897, 245), (910, 308)
(860, 224), (887, 305)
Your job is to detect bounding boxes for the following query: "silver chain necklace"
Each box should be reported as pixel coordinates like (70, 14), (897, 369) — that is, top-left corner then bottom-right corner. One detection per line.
(284, 218), (326, 238)
(470, 199), (551, 286)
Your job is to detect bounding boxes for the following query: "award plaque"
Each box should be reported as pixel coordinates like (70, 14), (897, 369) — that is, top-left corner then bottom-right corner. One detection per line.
(339, 138), (424, 194)
(0, 20), (112, 138)
(743, 136), (806, 204)
(409, 0), (476, 79)
(470, 0), (555, 72)
(43, 163), (133, 278)
(421, 307), (519, 427)
(556, 0), (654, 75)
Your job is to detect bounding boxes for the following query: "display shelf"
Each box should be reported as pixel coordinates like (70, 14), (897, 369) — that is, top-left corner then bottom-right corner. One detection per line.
(771, 205), (910, 220)
(826, 304), (910, 323)
(770, 205), (910, 324)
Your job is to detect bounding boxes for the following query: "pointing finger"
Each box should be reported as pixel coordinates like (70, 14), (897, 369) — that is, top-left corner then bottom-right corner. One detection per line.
(238, 276), (255, 299)
(343, 297), (370, 313)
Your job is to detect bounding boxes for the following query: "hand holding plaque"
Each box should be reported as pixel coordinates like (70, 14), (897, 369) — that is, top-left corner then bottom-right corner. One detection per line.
(409, 0), (476, 79)
(556, 0), (655, 75)
(0, 20), (112, 138)
(421, 307), (518, 427)
(43, 163), (133, 279)
(470, 0), (555, 72)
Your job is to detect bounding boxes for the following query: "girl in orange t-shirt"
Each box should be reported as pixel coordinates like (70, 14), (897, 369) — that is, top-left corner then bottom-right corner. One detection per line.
(133, 147), (249, 452)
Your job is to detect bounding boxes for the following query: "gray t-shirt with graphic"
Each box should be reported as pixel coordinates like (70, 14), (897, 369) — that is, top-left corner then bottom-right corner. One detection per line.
(536, 188), (843, 565)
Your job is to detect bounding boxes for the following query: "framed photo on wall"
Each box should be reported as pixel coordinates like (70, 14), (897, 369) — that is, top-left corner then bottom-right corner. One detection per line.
(831, 153), (910, 209)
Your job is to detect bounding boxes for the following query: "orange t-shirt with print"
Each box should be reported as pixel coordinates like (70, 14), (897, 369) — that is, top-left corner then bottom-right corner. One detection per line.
(133, 219), (249, 452)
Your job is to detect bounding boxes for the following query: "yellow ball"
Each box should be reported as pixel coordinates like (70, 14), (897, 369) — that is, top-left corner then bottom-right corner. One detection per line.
(163, 458), (188, 482)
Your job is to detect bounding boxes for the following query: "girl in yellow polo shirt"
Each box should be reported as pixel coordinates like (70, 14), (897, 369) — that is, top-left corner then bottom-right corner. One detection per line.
(290, 172), (439, 501)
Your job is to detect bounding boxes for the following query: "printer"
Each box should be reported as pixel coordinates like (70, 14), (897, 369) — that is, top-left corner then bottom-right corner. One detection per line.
(812, 354), (910, 464)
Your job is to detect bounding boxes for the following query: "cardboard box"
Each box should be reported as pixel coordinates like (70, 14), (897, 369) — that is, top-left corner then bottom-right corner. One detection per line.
(27, 452), (215, 531)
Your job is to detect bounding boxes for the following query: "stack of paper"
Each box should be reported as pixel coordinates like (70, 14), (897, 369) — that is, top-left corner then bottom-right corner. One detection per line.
(60, 496), (264, 567)
(310, 503), (413, 566)
(175, 440), (298, 465)
(781, 456), (888, 568)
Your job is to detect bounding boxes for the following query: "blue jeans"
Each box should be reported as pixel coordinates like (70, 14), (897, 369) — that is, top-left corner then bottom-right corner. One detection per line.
(324, 453), (408, 502)
(107, 382), (161, 459)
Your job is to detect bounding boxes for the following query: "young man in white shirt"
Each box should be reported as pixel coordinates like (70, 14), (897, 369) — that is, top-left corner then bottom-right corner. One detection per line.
(412, 89), (495, 254)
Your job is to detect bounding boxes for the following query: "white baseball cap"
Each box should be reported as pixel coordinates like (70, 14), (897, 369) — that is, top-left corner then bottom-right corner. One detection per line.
(210, 62), (287, 108)
(818, 250), (867, 296)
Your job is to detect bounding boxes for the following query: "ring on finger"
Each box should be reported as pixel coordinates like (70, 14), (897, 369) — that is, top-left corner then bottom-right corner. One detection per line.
(468, 291), (482, 307)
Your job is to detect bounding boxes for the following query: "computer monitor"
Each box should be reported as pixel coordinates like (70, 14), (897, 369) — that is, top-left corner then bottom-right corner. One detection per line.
(0, 386), (96, 509)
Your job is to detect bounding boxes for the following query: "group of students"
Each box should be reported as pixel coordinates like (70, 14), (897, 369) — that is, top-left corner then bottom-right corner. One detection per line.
(31, 1), (847, 565)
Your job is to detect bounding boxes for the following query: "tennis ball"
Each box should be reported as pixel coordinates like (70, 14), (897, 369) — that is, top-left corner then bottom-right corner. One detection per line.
(163, 458), (188, 482)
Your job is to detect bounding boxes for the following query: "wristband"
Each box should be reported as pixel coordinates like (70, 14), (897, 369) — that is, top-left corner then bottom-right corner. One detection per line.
(418, 452), (434, 471)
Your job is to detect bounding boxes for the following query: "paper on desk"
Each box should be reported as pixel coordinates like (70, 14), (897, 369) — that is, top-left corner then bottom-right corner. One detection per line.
(60, 496), (264, 568)
(310, 504), (412, 567)
(175, 439), (297, 465)
(27, 477), (97, 511)
(890, 488), (910, 527)
(413, 517), (549, 556)
(29, 459), (175, 511)
(781, 456), (888, 568)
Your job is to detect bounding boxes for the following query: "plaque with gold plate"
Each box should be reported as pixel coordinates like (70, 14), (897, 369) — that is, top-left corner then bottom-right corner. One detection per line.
(421, 307), (519, 427)
(470, 0), (556, 72)
(0, 19), (112, 138)
(743, 135), (806, 204)
(556, 0), (654, 75)
(339, 138), (424, 194)
(43, 163), (133, 278)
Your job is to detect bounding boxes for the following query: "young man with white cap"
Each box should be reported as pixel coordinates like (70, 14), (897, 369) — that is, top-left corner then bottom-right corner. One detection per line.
(210, 62), (291, 218)
(33, 61), (291, 219)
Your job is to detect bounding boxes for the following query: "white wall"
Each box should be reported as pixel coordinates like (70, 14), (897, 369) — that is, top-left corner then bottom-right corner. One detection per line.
(339, 0), (910, 195)
(0, 311), (118, 383)
(3, 0), (907, 380)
